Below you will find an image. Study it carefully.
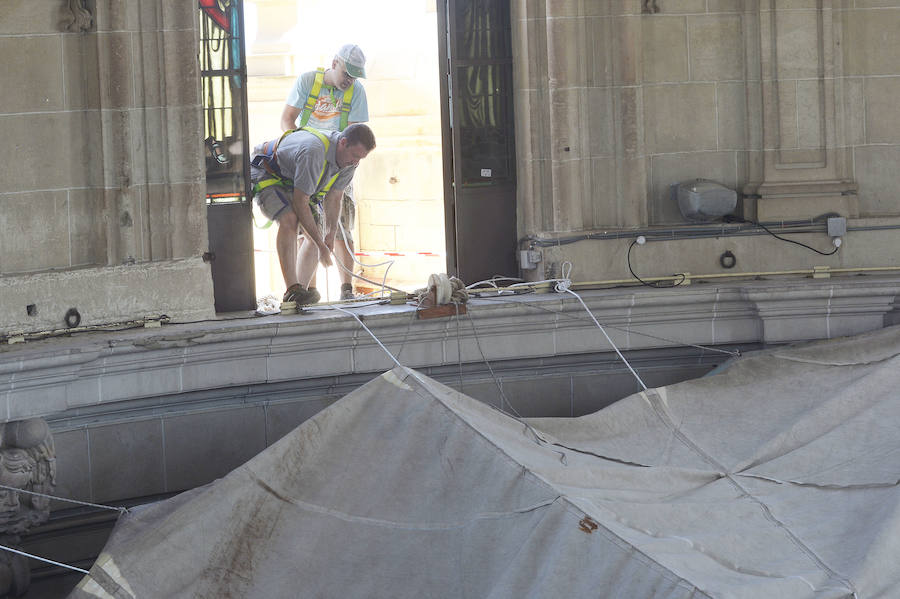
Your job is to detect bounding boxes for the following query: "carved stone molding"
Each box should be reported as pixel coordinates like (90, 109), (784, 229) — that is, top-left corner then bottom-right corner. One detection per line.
(63, 0), (93, 33)
(0, 419), (55, 597)
(744, 0), (857, 220)
(641, 0), (660, 14)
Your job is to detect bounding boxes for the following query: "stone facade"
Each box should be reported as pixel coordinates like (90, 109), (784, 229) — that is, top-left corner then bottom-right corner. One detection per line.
(514, 0), (900, 282)
(0, 1), (215, 336)
(1, 4), (900, 591)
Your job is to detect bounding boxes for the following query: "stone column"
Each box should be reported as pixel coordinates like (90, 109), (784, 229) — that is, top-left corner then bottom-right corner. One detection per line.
(512, 0), (552, 235)
(514, 1), (646, 236)
(744, 0), (857, 221)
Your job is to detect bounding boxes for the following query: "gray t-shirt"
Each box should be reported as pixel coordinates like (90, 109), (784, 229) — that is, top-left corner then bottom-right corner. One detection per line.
(250, 129), (356, 199)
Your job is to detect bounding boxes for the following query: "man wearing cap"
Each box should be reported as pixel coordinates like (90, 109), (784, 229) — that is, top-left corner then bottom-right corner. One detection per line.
(279, 44), (369, 301)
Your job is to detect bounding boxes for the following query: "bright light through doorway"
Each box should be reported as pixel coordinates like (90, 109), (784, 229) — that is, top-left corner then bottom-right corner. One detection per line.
(243, 0), (445, 304)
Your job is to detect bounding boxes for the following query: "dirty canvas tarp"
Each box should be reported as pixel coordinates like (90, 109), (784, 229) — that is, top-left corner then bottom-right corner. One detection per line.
(69, 326), (900, 599)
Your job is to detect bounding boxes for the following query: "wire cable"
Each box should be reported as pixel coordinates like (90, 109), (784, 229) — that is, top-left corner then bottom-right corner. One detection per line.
(562, 288), (648, 391)
(331, 306), (403, 368)
(472, 293), (740, 357)
(727, 215), (840, 256)
(336, 218), (397, 297)
(470, 261), (650, 391)
(0, 544), (89, 575)
(464, 308), (519, 418)
(627, 240), (687, 288)
(0, 484), (127, 515)
(326, 220), (406, 295)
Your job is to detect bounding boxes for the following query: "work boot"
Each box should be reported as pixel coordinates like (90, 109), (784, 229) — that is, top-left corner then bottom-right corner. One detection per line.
(283, 285), (321, 305)
(340, 283), (354, 301)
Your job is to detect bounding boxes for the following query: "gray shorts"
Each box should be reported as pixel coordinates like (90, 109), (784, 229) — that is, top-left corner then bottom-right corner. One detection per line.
(255, 183), (354, 243)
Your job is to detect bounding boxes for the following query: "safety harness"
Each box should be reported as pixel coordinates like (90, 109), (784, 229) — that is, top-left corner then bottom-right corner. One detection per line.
(251, 126), (341, 205)
(297, 68), (355, 131)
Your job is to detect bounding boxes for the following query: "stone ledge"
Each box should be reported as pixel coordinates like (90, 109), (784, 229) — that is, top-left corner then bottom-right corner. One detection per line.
(0, 257), (215, 336)
(1, 275), (898, 423)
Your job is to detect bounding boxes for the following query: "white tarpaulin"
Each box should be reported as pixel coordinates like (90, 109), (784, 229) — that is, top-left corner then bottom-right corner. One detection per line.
(70, 325), (900, 598)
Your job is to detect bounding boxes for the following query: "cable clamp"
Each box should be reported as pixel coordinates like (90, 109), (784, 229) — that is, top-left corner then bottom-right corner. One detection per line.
(5, 332), (25, 345)
(813, 266), (831, 279)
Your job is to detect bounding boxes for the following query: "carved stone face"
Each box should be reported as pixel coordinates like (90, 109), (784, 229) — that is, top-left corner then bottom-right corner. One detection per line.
(0, 450), (35, 527)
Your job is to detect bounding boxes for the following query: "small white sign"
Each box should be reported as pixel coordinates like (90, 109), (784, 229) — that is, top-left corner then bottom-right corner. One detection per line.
(480, 168), (492, 177)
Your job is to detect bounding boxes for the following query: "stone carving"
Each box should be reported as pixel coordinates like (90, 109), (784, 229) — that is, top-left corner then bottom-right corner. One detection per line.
(641, 0), (660, 14)
(0, 419), (56, 598)
(63, 0), (93, 33)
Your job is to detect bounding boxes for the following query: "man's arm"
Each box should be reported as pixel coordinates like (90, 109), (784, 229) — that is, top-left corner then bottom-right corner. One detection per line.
(290, 188), (333, 267)
(321, 187), (344, 247)
(280, 105), (301, 131)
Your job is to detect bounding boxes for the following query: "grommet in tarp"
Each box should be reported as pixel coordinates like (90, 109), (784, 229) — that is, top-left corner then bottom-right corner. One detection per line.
(719, 250), (736, 269)
(64, 308), (81, 328)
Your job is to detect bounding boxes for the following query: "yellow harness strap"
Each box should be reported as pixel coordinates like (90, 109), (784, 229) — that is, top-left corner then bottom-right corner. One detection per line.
(299, 68), (354, 131)
(299, 69), (325, 128)
(300, 127), (341, 204)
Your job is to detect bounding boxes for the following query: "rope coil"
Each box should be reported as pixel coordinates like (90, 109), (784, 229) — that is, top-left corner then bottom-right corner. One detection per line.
(414, 273), (469, 306)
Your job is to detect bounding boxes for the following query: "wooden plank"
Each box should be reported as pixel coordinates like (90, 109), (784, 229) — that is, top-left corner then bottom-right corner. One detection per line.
(416, 303), (467, 320)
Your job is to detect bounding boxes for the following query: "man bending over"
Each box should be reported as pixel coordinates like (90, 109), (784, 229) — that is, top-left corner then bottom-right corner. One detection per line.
(250, 124), (376, 305)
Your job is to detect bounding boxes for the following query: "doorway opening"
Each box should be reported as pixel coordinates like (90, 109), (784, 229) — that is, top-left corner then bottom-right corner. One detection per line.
(242, 0), (447, 303)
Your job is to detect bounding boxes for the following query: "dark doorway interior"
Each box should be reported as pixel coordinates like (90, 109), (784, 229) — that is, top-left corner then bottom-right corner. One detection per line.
(200, 0), (256, 312)
(438, 0), (518, 284)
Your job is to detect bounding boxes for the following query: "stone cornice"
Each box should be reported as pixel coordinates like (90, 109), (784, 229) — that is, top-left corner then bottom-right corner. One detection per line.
(1, 276), (898, 423)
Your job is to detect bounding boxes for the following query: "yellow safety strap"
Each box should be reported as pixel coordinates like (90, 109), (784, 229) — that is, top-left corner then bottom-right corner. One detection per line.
(299, 68), (354, 131)
(252, 127), (340, 221)
(300, 127), (341, 203)
(299, 69), (325, 128)
(339, 82), (354, 131)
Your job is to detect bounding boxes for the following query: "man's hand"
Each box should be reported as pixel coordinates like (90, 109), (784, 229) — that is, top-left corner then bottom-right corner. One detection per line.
(316, 236), (334, 267)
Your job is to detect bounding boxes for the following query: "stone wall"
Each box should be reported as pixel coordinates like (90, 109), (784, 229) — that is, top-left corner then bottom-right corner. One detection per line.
(0, 1), (215, 336)
(514, 0), (900, 282)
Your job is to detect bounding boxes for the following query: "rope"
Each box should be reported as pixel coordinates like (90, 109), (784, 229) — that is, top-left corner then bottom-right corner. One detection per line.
(464, 309), (517, 417)
(414, 274), (469, 305)
(564, 288), (648, 391)
(331, 294), (565, 462)
(335, 218), (398, 297)
(0, 484), (127, 515)
(326, 221), (406, 296)
(331, 306), (403, 369)
(497, 261), (648, 391)
(463, 308), (568, 463)
(0, 544), (89, 575)
(473, 294), (740, 357)
(465, 276), (525, 291)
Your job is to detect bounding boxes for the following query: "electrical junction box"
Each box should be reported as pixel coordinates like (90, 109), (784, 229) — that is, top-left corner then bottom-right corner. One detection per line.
(519, 249), (542, 270)
(672, 179), (737, 222)
(827, 217), (847, 237)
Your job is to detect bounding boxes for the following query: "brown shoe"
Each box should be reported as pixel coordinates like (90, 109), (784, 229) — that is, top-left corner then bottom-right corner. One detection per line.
(283, 285), (320, 305)
(282, 284), (302, 303)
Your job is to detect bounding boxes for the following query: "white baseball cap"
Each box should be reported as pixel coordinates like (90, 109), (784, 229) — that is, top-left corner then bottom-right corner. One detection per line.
(336, 44), (366, 79)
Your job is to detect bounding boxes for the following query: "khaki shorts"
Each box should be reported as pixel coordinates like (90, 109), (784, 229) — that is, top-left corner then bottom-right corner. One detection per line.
(254, 184), (354, 243)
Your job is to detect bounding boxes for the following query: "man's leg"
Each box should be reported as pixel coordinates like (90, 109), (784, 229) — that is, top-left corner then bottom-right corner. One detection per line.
(336, 192), (356, 300)
(256, 186), (302, 299)
(296, 234), (321, 290)
(294, 201), (324, 303)
(275, 211), (300, 289)
(298, 235), (318, 289)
